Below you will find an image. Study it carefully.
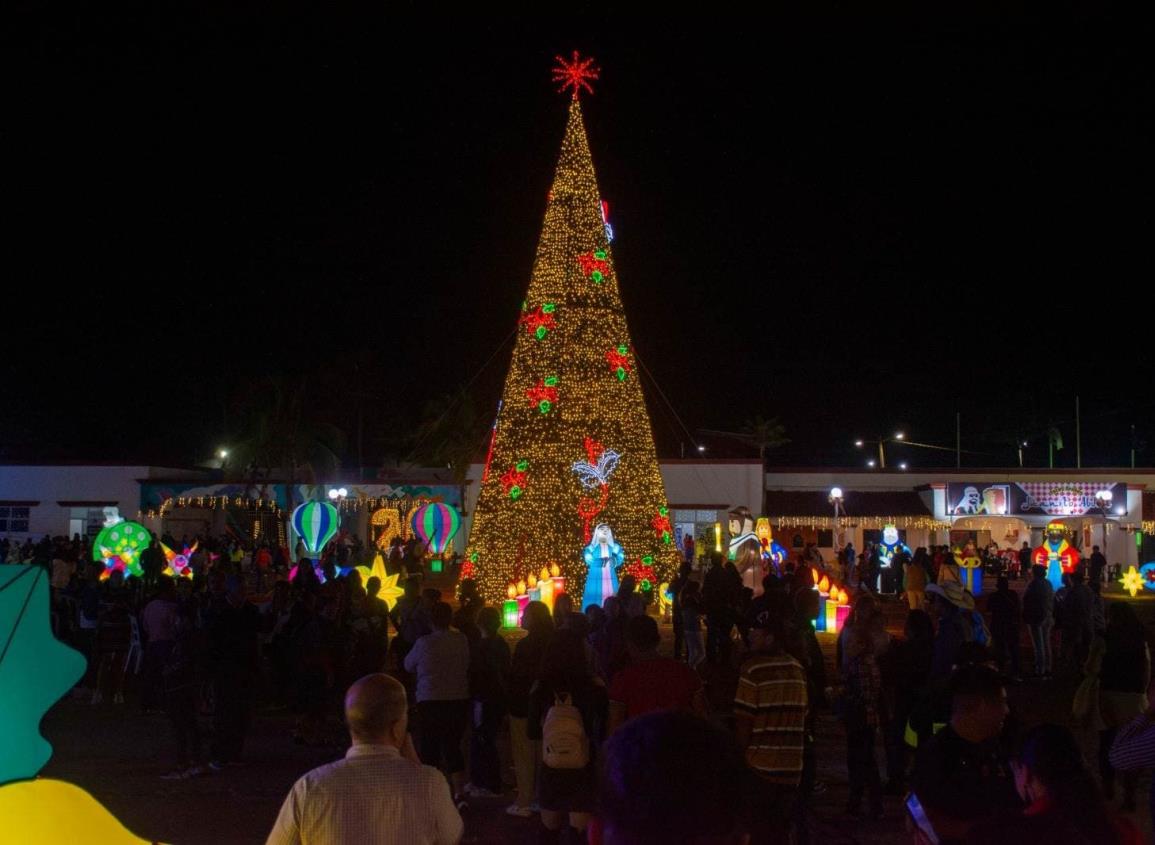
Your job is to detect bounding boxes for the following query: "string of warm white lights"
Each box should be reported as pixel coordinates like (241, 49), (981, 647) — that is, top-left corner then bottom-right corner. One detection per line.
(771, 515), (953, 531)
(467, 89), (679, 602)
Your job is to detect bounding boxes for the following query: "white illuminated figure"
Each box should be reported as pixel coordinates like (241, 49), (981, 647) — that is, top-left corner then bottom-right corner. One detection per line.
(582, 523), (623, 609)
(875, 523), (911, 593)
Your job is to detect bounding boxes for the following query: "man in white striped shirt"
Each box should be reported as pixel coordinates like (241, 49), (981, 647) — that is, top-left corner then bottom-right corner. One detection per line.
(266, 674), (463, 845)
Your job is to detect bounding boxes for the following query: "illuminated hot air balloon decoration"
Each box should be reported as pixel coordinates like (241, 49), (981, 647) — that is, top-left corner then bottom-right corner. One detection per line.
(409, 503), (461, 574)
(290, 500), (341, 583)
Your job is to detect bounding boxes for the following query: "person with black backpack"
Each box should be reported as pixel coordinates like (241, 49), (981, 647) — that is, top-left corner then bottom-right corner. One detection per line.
(526, 628), (607, 843)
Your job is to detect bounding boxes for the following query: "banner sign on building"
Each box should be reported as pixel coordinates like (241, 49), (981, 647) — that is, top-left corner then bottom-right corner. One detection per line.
(946, 482), (1126, 517)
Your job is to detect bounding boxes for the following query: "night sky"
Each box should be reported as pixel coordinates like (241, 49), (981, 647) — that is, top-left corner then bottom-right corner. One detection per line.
(8, 14), (1151, 469)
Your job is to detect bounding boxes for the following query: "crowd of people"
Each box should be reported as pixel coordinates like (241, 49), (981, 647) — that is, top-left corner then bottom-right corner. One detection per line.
(9, 528), (1155, 843)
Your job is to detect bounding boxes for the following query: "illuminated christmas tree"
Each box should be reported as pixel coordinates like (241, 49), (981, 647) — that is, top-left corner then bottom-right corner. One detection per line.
(468, 53), (679, 603)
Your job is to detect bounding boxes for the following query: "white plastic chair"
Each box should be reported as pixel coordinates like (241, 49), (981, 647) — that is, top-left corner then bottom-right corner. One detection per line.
(124, 615), (143, 675)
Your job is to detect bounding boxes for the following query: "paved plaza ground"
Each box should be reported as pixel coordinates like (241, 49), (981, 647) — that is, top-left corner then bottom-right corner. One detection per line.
(40, 586), (1155, 844)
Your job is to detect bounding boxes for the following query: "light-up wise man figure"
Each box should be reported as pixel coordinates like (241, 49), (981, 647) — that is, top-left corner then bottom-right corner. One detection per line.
(582, 523), (624, 610)
(1032, 521), (1080, 592)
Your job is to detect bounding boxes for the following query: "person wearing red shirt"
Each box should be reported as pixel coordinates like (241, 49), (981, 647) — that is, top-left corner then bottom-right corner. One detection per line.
(608, 615), (705, 734)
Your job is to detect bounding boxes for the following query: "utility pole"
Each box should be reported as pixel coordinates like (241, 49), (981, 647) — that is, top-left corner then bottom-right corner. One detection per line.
(956, 412), (961, 468)
(1076, 396), (1082, 469)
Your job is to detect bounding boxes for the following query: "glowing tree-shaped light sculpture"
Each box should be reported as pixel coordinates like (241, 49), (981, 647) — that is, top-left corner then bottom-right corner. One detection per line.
(466, 54), (678, 601)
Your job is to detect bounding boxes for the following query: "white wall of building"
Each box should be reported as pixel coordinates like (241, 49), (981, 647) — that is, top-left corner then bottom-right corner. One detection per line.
(0, 465), (206, 538)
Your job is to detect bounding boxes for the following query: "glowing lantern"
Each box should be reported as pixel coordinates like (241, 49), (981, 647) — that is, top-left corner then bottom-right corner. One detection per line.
(291, 500), (340, 582)
(409, 502), (462, 561)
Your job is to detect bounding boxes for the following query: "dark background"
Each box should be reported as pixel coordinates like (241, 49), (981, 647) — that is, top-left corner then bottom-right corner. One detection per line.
(6, 13), (1151, 469)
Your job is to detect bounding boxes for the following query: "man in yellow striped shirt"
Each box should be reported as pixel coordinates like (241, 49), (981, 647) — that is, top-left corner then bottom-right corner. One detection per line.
(734, 594), (809, 841)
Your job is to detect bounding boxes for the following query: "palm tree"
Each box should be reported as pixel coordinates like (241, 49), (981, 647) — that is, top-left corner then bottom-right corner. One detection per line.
(698, 416), (790, 514)
(225, 375), (346, 509)
(740, 416), (791, 462)
(409, 390), (489, 510)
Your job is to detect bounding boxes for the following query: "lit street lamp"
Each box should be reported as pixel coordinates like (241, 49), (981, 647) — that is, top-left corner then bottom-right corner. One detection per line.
(829, 487), (844, 550)
(1096, 489), (1113, 571)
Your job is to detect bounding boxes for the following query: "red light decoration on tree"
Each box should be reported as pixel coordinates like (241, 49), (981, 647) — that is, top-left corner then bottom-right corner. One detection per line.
(578, 249), (610, 283)
(651, 507), (672, 544)
(525, 376), (559, 414)
(605, 345), (632, 381)
(552, 50), (600, 100)
(623, 556), (657, 590)
(501, 462), (529, 500)
(519, 304), (557, 340)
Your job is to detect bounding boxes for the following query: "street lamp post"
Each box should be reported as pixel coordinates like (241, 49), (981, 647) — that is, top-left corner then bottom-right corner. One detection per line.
(1096, 489), (1113, 577)
(829, 487), (843, 550)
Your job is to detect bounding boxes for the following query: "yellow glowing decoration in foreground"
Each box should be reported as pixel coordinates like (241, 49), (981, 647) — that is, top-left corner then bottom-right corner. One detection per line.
(1120, 566), (1144, 598)
(375, 572), (405, 611)
(0, 779), (154, 844)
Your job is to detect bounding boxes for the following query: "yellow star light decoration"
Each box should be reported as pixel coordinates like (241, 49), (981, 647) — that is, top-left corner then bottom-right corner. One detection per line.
(1120, 565), (1143, 598)
(376, 572), (404, 611)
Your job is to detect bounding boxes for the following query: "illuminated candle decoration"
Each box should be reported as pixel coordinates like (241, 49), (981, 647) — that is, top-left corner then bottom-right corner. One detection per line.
(818, 575), (831, 596)
(503, 600), (520, 628)
(836, 604), (854, 632)
(507, 583), (518, 600)
(539, 577), (554, 609)
(516, 593), (530, 621)
(550, 561), (565, 594)
(826, 601), (839, 632)
(815, 596), (827, 632)
(714, 522), (722, 554)
(528, 572), (538, 589)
